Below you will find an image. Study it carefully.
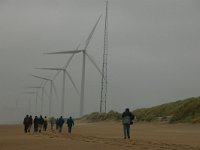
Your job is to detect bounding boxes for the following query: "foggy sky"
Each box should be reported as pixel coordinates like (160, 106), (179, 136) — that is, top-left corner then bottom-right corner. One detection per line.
(0, 0), (200, 123)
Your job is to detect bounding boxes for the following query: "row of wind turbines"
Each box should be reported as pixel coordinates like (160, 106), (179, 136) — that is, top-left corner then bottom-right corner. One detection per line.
(19, 1), (109, 118)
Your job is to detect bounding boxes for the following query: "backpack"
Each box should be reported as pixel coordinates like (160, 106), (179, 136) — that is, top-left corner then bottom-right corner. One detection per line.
(122, 116), (131, 124)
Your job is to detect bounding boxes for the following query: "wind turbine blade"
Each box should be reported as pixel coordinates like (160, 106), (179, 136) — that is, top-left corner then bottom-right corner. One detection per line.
(63, 44), (81, 69)
(44, 50), (83, 55)
(65, 71), (80, 96)
(25, 86), (41, 88)
(52, 44), (81, 80)
(52, 82), (59, 101)
(32, 75), (50, 81)
(35, 68), (63, 71)
(84, 15), (102, 50)
(85, 52), (103, 78)
(52, 69), (62, 81)
(42, 73), (53, 87)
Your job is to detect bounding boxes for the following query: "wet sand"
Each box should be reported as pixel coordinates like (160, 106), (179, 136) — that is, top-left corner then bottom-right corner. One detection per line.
(0, 121), (200, 150)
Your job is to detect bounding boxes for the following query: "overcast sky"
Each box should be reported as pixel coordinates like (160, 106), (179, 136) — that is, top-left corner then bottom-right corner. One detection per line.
(0, 0), (200, 123)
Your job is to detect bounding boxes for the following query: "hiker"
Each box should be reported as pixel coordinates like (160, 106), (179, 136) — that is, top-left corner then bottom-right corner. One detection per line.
(66, 116), (74, 134)
(28, 115), (33, 132)
(43, 116), (48, 131)
(58, 116), (65, 132)
(50, 117), (56, 131)
(122, 108), (135, 139)
(33, 116), (39, 132)
(23, 115), (29, 133)
(38, 115), (44, 132)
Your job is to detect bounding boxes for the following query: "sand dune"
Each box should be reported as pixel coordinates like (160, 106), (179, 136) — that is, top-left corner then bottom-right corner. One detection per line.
(0, 121), (200, 150)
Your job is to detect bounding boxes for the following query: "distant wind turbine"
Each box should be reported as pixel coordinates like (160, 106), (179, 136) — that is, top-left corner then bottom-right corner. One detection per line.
(31, 75), (58, 117)
(35, 67), (80, 116)
(25, 86), (45, 115)
(16, 92), (37, 115)
(23, 92), (37, 114)
(44, 15), (103, 116)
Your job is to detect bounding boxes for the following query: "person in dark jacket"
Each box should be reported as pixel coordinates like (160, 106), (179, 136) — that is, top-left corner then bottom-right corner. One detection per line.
(122, 108), (134, 139)
(66, 116), (74, 134)
(33, 116), (39, 132)
(58, 116), (65, 132)
(38, 115), (44, 133)
(28, 115), (33, 132)
(56, 118), (59, 130)
(23, 115), (29, 133)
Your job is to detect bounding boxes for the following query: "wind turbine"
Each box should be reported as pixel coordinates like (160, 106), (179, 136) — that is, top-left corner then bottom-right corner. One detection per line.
(44, 15), (103, 116)
(35, 67), (80, 117)
(23, 92), (37, 115)
(25, 86), (45, 115)
(31, 75), (58, 117)
(16, 92), (37, 115)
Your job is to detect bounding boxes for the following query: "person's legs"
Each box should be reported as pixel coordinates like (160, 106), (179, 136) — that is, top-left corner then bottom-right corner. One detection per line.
(43, 124), (46, 131)
(34, 126), (36, 132)
(127, 124), (130, 139)
(123, 124), (127, 139)
(28, 124), (32, 132)
(34, 125), (38, 132)
(51, 123), (53, 130)
(24, 125), (27, 133)
(39, 124), (42, 132)
(68, 126), (72, 133)
(59, 125), (62, 132)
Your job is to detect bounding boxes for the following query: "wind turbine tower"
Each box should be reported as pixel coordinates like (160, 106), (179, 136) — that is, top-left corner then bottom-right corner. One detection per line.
(100, 1), (109, 113)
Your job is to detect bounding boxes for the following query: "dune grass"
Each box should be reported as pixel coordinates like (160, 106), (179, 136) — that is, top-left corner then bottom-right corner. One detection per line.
(133, 97), (200, 123)
(81, 97), (200, 123)
(80, 110), (121, 122)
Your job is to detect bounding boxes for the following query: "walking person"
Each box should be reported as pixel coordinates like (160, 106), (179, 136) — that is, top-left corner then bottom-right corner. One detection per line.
(43, 116), (48, 131)
(122, 108), (135, 139)
(38, 115), (44, 133)
(49, 117), (56, 131)
(58, 116), (65, 133)
(28, 115), (33, 132)
(23, 115), (29, 133)
(34, 116), (39, 132)
(66, 116), (74, 134)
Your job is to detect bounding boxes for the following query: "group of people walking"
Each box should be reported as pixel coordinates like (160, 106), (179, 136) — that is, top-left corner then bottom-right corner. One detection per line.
(23, 108), (134, 139)
(23, 115), (48, 133)
(23, 115), (74, 134)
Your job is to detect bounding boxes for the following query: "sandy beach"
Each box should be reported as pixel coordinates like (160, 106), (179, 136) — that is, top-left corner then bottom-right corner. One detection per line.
(0, 121), (200, 150)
